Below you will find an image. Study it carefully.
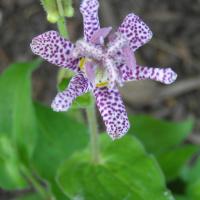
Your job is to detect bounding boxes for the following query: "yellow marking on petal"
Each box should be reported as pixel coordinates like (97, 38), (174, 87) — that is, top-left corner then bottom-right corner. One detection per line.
(96, 81), (108, 87)
(79, 58), (86, 70)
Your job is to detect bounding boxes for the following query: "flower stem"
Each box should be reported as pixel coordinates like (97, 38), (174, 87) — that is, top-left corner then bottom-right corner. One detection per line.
(56, 0), (68, 38)
(86, 95), (100, 164)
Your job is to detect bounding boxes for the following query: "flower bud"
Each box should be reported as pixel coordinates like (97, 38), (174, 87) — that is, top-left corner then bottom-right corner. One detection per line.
(63, 0), (74, 17)
(41, 0), (59, 23)
(41, 0), (74, 23)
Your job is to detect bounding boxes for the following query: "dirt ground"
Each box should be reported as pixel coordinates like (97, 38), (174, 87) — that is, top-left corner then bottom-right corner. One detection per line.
(0, 0), (200, 199)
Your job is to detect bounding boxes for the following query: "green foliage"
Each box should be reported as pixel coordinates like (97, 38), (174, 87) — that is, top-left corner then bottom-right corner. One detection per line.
(129, 115), (197, 180)
(32, 103), (89, 199)
(129, 115), (194, 155)
(17, 194), (42, 200)
(157, 145), (198, 181)
(129, 115), (199, 199)
(57, 135), (174, 200)
(0, 136), (27, 189)
(181, 157), (200, 200)
(0, 60), (41, 189)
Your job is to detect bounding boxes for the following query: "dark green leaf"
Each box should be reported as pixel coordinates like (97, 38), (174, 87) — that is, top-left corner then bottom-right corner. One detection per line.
(57, 135), (174, 200)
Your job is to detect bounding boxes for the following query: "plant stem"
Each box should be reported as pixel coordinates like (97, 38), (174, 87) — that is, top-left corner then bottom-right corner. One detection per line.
(56, 0), (68, 38)
(86, 95), (100, 164)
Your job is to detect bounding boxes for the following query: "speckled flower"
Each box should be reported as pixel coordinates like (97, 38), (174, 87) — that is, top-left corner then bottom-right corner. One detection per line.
(30, 0), (177, 139)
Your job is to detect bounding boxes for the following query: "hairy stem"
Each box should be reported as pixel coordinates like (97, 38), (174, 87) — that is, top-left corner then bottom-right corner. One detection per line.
(86, 95), (100, 164)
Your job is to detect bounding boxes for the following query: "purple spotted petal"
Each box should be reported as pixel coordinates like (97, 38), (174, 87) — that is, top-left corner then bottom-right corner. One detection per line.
(51, 73), (91, 112)
(118, 13), (153, 52)
(30, 31), (79, 72)
(90, 27), (112, 45)
(120, 64), (177, 84)
(94, 87), (130, 139)
(118, 64), (134, 82)
(80, 0), (100, 42)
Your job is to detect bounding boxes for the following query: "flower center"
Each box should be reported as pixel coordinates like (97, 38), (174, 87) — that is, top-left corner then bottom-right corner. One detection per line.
(73, 33), (129, 88)
(78, 58), (109, 88)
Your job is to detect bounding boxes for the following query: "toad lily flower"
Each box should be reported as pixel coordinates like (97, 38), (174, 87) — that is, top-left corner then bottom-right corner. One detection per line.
(30, 0), (177, 139)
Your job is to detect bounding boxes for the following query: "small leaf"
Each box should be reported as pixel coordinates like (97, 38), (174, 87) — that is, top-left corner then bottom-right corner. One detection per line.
(57, 135), (174, 200)
(129, 115), (194, 154)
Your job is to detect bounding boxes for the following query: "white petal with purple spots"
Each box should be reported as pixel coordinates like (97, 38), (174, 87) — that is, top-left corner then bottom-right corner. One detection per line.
(119, 64), (177, 84)
(52, 73), (91, 112)
(30, 31), (79, 72)
(94, 87), (130, 139)
(80, 0), (100, 42)
(118, 13), (153, 52)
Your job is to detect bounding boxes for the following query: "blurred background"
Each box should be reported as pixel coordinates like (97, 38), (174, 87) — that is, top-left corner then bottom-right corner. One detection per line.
(0, 0), (200, 140)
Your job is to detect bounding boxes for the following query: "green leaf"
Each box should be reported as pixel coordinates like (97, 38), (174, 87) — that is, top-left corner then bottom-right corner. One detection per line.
(0, 136), (27, 189)
(129, 115), (194, 155)
(157, 145), (198, 181)
(187, 179), (200, 200)
(181, 157), (200, 200)
(57, 135), (174, 200)
(0, 60), (40, 160)
(174, 195), (188, 200)
(32, 103), (89, 199)
(181, 157), (200, 183)
(0, 60), (40, 189)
